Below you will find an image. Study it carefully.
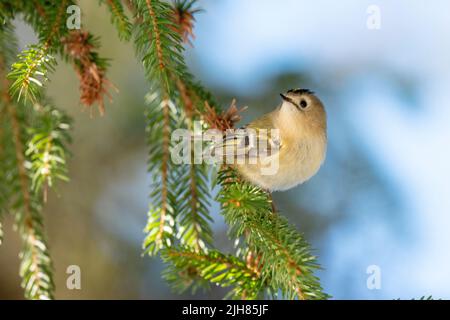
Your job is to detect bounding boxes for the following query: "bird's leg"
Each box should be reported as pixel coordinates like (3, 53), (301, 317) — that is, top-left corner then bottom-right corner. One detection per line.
(267, 191), (277, 214)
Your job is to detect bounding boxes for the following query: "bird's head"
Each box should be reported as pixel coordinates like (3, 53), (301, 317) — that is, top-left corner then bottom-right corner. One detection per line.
(279, 88), (327, 132)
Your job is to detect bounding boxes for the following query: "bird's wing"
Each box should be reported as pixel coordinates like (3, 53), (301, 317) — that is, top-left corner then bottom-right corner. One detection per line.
(213, 112), (281, 159)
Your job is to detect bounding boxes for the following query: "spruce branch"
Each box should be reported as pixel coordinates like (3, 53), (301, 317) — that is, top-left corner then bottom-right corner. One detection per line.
(7, 0), (68, 103)
(62, 30), (116, 115)
(5, 1), (114, 114)
(8, 103), (54, 300)
(134, 0), (186, 93)
(0, 104), (16, 247)
(173, 81), (213, 252)
(16, 197), (55, 300)
(138, 0), (215, 257)
(173, 150), (213, 252)
(100, 0), (133, 41)
(0, 21), (17, 246)
(21, 0), (72, 46)
(1, 21), (71, 299)
(135, 0), (191, 255)
(168, 157), (210, 250)
(171, 0), (202, 46)
(216, 168), (329, 300)
(1, 94), (67, 300)
(26, 103), (72, 201)
(7, 45), (56, 103)
(142, 93), (179, 255)
(162, 247), (264, 299)
(132, 0), (217, 256)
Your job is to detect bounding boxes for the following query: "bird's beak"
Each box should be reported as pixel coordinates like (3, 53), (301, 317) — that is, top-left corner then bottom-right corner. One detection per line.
(280, 93), (296, 105)
(280, 93), (300, 109)
(280, 93), (289, 102)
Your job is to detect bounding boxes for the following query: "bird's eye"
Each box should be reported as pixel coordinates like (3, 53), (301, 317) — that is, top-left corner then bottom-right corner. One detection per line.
(300, 100), (308, 108)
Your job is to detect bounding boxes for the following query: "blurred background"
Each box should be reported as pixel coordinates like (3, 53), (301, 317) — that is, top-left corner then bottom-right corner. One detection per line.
(1, 0), (450, 299)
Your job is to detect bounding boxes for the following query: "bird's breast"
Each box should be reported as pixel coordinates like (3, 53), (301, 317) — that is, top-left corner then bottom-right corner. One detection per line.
(273, 136), (326, 189)
(236, 133), (327, 191)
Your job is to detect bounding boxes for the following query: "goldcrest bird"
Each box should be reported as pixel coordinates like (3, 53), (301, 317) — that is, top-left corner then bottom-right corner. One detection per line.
(216, 89), (327, 191)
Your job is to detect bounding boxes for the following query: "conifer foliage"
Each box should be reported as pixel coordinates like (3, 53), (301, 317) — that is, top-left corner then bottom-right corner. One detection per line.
(0, 0), (328, 300)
